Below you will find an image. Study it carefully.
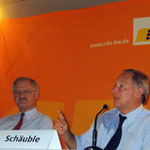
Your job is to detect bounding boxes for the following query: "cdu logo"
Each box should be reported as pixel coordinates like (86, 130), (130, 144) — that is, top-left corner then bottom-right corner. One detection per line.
(133, 17), (150, 45)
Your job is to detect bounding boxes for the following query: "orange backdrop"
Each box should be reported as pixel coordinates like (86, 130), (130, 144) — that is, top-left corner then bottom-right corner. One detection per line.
(0, 0), (150, 148)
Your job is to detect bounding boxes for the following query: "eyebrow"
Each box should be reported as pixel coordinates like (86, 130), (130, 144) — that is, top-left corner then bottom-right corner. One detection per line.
(15, 88), (31, 91)
(115, 80), (127, 84)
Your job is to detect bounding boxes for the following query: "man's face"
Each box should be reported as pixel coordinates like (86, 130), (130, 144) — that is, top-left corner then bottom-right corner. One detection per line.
(13, 80), (38, 112)
(112, 72), (141, 114)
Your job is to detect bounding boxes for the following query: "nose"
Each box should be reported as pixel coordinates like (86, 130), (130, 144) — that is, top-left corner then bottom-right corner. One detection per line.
(112, 86), (119, 94)
(20, 91), (26, 98)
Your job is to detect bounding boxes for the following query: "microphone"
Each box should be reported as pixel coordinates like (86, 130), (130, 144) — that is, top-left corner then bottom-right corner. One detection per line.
(84, 104), (108, 150)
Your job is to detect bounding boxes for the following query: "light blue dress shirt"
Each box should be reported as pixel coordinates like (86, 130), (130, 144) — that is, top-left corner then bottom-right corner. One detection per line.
(0, 108), (53, 130)
(75, 105), (150, 150)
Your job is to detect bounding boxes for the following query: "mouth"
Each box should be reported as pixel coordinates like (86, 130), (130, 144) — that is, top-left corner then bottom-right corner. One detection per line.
(114, 97), (119, 100)
(114, 96), (120, 106)
(18, 98), (28, 103)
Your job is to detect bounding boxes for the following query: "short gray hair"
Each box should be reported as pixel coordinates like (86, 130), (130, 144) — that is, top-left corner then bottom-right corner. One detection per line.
(123, 69), (149, 104)
(12, 77), (39, 93)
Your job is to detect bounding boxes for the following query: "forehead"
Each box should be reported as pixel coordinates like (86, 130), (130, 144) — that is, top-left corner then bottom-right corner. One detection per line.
(115, 72), (133, 84)
(14, 80), (33, 89)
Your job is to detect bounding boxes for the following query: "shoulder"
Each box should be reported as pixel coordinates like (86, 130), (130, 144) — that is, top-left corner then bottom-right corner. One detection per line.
(0, 114), (17, 120)
(0, 114), (18, 126)
(97, 108), (117, 125)
(140, 107), (150, 121)
(141, 107), (150, 114)
(101, 108), (117, 119)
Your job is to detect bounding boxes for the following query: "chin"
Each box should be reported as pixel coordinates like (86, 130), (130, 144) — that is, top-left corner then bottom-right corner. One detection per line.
(18, 104), (28, 108)
(114, 102), (121, 108)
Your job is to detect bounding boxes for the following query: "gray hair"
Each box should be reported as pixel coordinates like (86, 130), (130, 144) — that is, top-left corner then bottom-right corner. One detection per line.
(12, 77), (39, 93)
(123, 69), (149, 104)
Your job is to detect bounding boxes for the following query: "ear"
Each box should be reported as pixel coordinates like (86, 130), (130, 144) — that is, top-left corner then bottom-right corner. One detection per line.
(34, 90), (39, 100)
(135, 87), (144, 98)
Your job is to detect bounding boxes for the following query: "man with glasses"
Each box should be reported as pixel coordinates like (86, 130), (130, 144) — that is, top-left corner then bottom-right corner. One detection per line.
(54, 69), (150, 150)
(0, 77), (53, 130)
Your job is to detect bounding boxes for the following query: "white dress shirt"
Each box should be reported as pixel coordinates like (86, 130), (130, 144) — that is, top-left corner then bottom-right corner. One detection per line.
(0, 108), (53, 130)
(75, 105), (150, 150)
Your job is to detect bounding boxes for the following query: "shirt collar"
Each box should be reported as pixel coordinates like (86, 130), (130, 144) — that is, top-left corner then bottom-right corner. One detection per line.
(116, 105), (144, 123)
(18, 107), (37, 120)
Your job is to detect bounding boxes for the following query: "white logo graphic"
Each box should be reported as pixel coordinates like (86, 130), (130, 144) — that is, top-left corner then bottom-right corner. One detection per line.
(133, 17), (150, 45)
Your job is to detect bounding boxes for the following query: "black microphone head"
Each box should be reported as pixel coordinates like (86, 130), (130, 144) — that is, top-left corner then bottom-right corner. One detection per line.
(103, 104), (108, 110)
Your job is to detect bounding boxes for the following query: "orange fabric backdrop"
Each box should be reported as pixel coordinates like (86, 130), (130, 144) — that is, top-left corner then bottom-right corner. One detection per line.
(0, 0), (150, 148)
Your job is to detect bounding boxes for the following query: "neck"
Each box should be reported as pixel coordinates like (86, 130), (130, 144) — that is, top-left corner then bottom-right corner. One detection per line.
(119, 105), (141, 115)
(20, 106), (36, 113)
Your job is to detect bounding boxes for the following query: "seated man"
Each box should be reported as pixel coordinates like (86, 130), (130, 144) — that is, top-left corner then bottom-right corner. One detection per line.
(0, 77), (53, 130)
(54, 69), (150, 150)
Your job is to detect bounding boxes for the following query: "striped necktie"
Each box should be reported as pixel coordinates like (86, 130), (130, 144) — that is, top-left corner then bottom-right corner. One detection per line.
(13, 113), (25, 130)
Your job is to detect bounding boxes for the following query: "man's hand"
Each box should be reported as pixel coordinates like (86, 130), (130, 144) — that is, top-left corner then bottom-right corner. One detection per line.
(54, 110), (69, 135)
(54, 110), (77, 149)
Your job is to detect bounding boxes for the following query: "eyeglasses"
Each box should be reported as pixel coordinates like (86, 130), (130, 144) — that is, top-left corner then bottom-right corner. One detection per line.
(14, 89), (34, 96)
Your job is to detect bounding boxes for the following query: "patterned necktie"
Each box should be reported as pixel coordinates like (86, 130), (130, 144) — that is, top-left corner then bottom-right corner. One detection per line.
(13, 113), (25, 130)
(104, 114), (127, 150)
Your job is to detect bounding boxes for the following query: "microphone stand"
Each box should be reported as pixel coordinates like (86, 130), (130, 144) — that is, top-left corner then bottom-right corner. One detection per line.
(84, 104), (108, 150)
